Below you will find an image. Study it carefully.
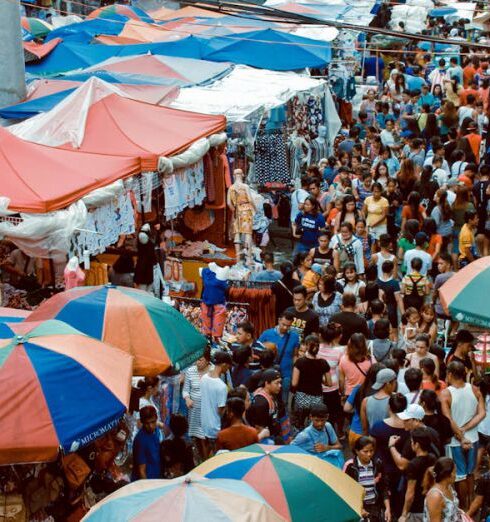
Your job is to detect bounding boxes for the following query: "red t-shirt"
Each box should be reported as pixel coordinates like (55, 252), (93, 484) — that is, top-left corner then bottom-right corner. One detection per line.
(216, 424), (259, 451)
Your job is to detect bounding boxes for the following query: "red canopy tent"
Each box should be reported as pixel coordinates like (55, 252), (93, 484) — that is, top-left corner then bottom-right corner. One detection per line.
(0, 128), (141, 213)
(12, 92), (226, 171)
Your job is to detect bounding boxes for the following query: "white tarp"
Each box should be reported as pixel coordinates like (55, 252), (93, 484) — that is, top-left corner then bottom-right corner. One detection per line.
(9, 77), (134, 148)
(171, 65), (328, 121)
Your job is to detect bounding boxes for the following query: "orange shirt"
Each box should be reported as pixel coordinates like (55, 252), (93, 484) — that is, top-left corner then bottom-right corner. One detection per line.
(428, 234), (442, 257)
(401, 205), (425, 225)
(459, 88), (480, 106)
(463, 65), (476, 88)
(421, 379), (447, 395)
(465, 133), (482, 163)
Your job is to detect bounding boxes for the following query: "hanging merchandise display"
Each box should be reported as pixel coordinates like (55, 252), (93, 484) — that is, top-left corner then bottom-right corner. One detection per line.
(163, 160), (205, 220)
(289, 94), (324, 138)
(70, 192), (135, 258)
(254, 129), (290, 184)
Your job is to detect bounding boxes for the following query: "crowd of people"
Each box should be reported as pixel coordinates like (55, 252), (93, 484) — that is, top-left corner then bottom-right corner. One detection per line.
(130, 50), (490, 522)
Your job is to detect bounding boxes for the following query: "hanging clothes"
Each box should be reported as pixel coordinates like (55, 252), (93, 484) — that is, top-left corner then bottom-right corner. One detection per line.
(254, 130), (290, 185)
(206, 146), (226, 210)
(228, 286), (276, 334)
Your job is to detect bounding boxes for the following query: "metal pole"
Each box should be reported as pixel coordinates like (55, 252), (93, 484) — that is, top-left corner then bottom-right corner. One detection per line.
(0, 0), (26, 108)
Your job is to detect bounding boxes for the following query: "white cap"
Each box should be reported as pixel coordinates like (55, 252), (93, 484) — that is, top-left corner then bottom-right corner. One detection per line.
(398, 404), (425, 421)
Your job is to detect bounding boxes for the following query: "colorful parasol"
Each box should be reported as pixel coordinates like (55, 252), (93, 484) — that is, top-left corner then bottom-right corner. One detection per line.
(28, 285), (206, 376)
(0, 307), (30, 337)
(439, 257), (490, 328)
(0, 319), (133, 465)
(21, 17), (53, 39)
(194, 444), (364, 521)
(87, 3), (153, 23)
(82, 474), (286, 521)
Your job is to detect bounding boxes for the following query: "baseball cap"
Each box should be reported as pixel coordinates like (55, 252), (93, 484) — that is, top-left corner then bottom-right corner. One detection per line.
(398, 404), (425, 421)
(311, 263), (323, 275)
(372, 368), (397, 390)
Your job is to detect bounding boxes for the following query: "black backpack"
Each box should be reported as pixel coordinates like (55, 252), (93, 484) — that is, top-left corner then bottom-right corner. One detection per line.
(403, 275), (424, 310)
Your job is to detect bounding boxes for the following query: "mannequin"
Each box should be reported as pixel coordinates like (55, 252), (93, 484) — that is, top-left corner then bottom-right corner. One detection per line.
(288, 131), (311, 182)
(310, 125), (328, 165)
(134, 223), (157, 293)
(199, 262), (230, 340)
(227, 169), (256, 265)
(64, 256), (85, 290)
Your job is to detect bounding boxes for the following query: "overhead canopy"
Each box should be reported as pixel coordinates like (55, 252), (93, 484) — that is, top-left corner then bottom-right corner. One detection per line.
(24, 38), (62, 63)
(200, 28), (331, 70)
(0, 81), (178, 119)
(0, 128), (140, 213)
(27, 28), (331, 76)
(10, 78), (226, 172)
(172, 64), (327, 121)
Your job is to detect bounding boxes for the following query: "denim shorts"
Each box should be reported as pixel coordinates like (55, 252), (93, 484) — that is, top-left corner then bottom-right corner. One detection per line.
(446, 442), (478, 481)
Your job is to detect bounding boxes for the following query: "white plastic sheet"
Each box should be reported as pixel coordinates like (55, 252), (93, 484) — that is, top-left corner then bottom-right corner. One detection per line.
(171, 65), (328, 121)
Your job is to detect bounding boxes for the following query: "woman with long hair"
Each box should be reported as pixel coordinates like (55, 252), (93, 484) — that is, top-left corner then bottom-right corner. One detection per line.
(444, 76), (463, 107)
(272, 261), (296, 317)
(373, 162), (390, 189)
(422, 113), (440, 146)
(398, 219), (420, 273)
(312, 274), (342, 327)
(293, 195), (326, 255)
(451, 185), (475, 265)
(339, 333), (372, 398)
(343, 362), (384, 449)
(292, 251), (313, 283)
(414, 166), (439, 213)
(401, 191), (426, 231)
(423, 457), (460, 522)
(431, 189), (453, 251)
(397, 159), (418, 202)
(438, 100), (459, 137)
(334, 194), (361, 232)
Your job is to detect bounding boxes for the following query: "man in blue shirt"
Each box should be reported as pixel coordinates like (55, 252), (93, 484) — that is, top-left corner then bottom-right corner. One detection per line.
(418, 84), (436, 109)
(132, 406), (162, 480)
(291, 403), (344, 468)
(258, 311), (299, 403)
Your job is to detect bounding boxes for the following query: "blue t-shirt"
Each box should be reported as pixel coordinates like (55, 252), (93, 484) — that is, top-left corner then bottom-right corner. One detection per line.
(201, 268), (227, 305)
(132, 428), (161, 480)
(295, 212), (326, 248)
(404, 74), (426, 91)
(258, 327), (300, 380)
(250, 269), (282, 282)
(418, 92), (435, 108)
(292, 422), (338, 455)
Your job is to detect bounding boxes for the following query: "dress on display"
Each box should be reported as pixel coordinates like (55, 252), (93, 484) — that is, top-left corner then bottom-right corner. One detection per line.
(134, 238), (156, 286)
(228, 184), (255, 236)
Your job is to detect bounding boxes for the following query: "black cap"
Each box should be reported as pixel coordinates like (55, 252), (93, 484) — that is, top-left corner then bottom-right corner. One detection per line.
(261, 369), (281, 384)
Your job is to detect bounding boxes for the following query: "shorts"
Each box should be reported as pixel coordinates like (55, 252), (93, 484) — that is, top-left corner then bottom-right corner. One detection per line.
(446, 442), (478, 481)
(369, 224), (387, 240)
(478, 432), (490, 447)
(200, 303), (227, 338)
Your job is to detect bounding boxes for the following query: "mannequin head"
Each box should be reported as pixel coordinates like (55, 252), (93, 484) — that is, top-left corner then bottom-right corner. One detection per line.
(234, 168), (245, 183)
(317, 125), (327, 140)
(67, 256), (79, 271)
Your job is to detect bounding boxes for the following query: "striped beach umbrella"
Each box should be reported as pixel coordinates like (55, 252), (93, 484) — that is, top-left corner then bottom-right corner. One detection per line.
(28, 285), (206, 376)
(21, 17), (53, 39)
(0, 319), (133, 465)
(82, 474), (285, 521)
(87, 4), (153, 23)
(439, 257), (490, 327)
(195, 444), (364, 522)
(0, 307), (29, 337)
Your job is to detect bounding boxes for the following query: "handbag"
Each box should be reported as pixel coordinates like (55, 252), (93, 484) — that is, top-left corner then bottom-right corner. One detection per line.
(61, 454), (91, 490)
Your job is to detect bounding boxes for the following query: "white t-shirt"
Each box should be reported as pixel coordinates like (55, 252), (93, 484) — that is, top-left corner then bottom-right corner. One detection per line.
(200, 374), (228, 439)
(403, 249), (432, 275)
(290, 189), (309, 223)
(432, 168), (448, 187)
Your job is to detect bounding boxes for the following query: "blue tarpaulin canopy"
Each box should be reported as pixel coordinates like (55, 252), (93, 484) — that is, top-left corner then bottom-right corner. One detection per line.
(45, 19), (125, 44)
(27, 29), (331, 76)
(0, 89), (77, 119)
(201, 28), (331, 70)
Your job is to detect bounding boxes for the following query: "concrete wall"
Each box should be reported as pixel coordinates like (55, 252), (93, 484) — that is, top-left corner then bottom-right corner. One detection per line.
(0, 0), (26, 107)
